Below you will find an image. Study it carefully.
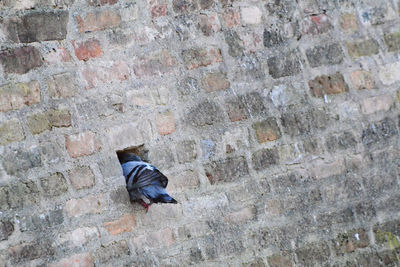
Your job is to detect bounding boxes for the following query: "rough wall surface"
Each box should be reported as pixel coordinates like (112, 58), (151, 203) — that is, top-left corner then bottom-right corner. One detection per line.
(0, 0), (399, 266)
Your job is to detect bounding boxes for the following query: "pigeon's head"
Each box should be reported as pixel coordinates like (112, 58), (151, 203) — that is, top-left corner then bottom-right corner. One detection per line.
(118, 152), (142, 164)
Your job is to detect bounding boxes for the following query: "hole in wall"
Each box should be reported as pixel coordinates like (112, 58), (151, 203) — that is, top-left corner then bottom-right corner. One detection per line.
(116, 144), (149, 163)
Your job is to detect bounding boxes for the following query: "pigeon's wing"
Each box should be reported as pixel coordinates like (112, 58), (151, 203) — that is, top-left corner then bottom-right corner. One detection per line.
(138, 185), (177, 204)
(134, 168), (168, 189)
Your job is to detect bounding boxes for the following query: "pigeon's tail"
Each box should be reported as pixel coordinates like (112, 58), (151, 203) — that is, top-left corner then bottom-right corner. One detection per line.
(139, 184), (177, 204)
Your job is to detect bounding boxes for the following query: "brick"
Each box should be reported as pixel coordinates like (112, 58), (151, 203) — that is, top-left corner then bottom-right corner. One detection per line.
(306, 43), (344, 67)
(65, 131), (101, 158)
(252, 148), (279, 171)
(347, 39), (379, 59)
(8, 241), (54, 264)
(224, 207), (255, 224)
(151, 2), (168, 18)
(350, 70), (374, 90)
(2, 147), (42, 175)
(26, 112), (51, 135)
(104, 214), (136, 235)
(295, 242), (330, 265)
(76, 10), (120, 33)
(82, 61), (130, 88)
(186, 100), (224, 126)
(65, 194), (107, 217)
(73, 39), (103, 61)
(361, 117), (398, 147)
(267, 50), (302, 78)
(44, 46), (72, 63)
(89, 0), (118, 6)
(182, 47), (222, 69)
(310, 158), (345, 179)
(176, 140), (197, 163)
(334, 228), (369, 254)
(309, 72), (349, 97)
(384, 31), (400, 52)
(224, 30), (244, 57)
(223, 9), (240, 28)
(198, 13), (221, 36)
(0, 81), (40, 112)
(6, 11), (68, 43)
(340, 13), (359, 32)
(240, 92), (267, 116)
(168, 170), (199, 192)
(0, 220), (14, 241)
(240, 6), (262, 25)
(0, 46), (43, 74)
(253, 118), (281, 143)
(0, 119), (25, 145)
(373, 220), (400, 247)
(172, 0), (198, 14)
(47, 73), (77, 99)
(148, 145), (175, 169)
(155, 111), (176, 135)
(281, 107), (329, 136)
(49, 253), (94, 267)
(40, 172), (68, 197)
(18, 208), (63, 232)
(201, 72), (230, 92)
(58, 227), (99, 248)
(263, 29), (285, 48)
(225, 98), (249, 122)
(267, 252), (294, 267)
(204, 156), (249, 184)
(132, 228), (175, 248)
(379, 61), (400, 85)
(106, 121), (150, 151)
(133, 49), (176, 77)
(361, 95), (394, 114)
(302, 14), (332, 35)
(1, 180), (40, 210)
(325, 131), (357, 152)
(47, 109), (71, 127)
(67, 166), (95, 190)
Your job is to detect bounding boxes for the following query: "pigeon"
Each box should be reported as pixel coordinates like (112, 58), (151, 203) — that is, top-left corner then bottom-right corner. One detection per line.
(118, 152), (177, 211)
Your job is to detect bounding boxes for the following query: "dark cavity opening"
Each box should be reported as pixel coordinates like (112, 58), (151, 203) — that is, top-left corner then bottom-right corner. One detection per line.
(116, 144), (149, 163)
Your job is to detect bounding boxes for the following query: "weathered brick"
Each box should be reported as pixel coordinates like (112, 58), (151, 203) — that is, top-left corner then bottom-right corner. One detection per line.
(198, 13), (221, 36)
(0, 81), (40, 112)
(223, 9), (240, 28)
(0, 220), (14, 241)
(26, 112), (51, 135)
(295, 242), (330, 266)
(104, 214), (136, 235)
(155, 110), (176, 136)
(360, 6), (390, 26)
(350, 70), (374, 90)
(58, 227), (99, 248)
(0, 46), (43, 74)
(225, 97), (249, 122)
(361, 95), (394, 114)
(6, 11), (68, 43)
(334, 228), (369, 254)
(49, 253), (94, 267)
(65, 194), (107, 217)
(306, 43), (344, 67)
(150, 1), (168, 18)
(361, 117), (398, 147)
(176, 140), (197, 163)
(267, 252), (294, 267)
(182, 47), (222, 69)
(2, 147), (42, 175)
(95, 241), (130, 263)
(8, 241), (54, 264)
(302, 14), (332, 35)
(281, 107), (329, 136)
(73, 39), (103, 61)
(1, 181), (40, 210)
(40, 172), (68, 197)
(65, 131), (101, 158)
(240, 6), (262, 25)
(132, 228), (175, 248)
(201, 72), (230, 92)
(18, 208), (63, 232)
(186, 100), (225, 126)
(47, 109), (71, 127)
(263, 28), (285, 48)
(199, 0), (213, 10)
(252, 148), (279, 171)
(0, 119), (25, 145)
(253, 118), (281, 143)
(379, 61), (400, 85)
(347, 39), (379, 59)
(44, 46), (72, 63)
(89, 0), (118, 6)
(133, 49), (176, 77)
(224, 207), (255, 224)
(47, 72), (77, 99)
(384, 31), (400, 52)
(172, 0), (198, 14)
(204, 156), (249, 184)
(325, 131), (357, 152)
(309, 72), (349, 97)
(224, 30), (244, 57)
(340, 13), (359, 32)
(267, 50), (302, 78)
(76, 10), (120, 33)
(67, 166), (95, 190)
(169, 170), (199, 192)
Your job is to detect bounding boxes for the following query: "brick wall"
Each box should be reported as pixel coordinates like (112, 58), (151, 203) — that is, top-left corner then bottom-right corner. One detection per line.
(0, 0), (399, 266)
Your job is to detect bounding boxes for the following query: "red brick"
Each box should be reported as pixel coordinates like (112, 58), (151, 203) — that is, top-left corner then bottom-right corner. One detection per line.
(223, 9), (239, 28)
(133, 50), (176, 77)
(104, 214), (136, 235)
(309, 73), (349, 97)
(361, 95), (394, 115)
(224, 207), (255, 224)
(65, 131), (101, 158)
(155, 111), (176, 135)
(182, 47), (222, 70)
(350, 70), (374, 90)
(49, 253), (94, 267)
(340, 13), (358, 32)
(132, 228), (174, 248)
(0, 81), (40, 112)
(67, 166), (95, 190)
(76, 10), (120, 33)
(65, 194), (107, 217)
(72, 39), (103, 61)
(302, 14), (332, 35)
(0, 46), (43, 74)
(201, 72), (230, 92)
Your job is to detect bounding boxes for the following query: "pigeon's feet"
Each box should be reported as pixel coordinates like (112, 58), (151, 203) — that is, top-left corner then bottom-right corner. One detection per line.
(140, 200), (151, 212)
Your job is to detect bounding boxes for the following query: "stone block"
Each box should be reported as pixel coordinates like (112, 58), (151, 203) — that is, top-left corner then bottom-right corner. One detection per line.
(8, 241), (54, 264)
(40, 172), (68, 197)
(198, 13), (220, 36)
(204, 156), (249, 184)
(65, 131), (101, 158)
(0, 46), (43, 74)
(340, 13), (359, 32)
(384, 31), (400, 52)
(240, 6), (262, 25)
(224, 30), (243, 57)
(251, 148), (279, 171)
(95, 240), (130, 263)
(2, 147), (42, 175)
(104, 214), (136, 235)
(201, 72), (230, 92)
(182, 47), (222, 69)
(379, 61), (400, 85)
(133, 49), (176, 77)
(263, 29), (285, 48)
(67, 166), (95, 190)
(302, 14), (332, 35)
(347, 39), (379, 59)
(132, 228), (175, 248)
(47, 72), (77, 99)
(0, 81), (40, 112)
(26, 112), (51, 135)
(49, 253), (94, 267)
(225, 97), (249, 122)
(361, 95), (394, 114)
(0, 220), (14, 241)
(306, 43), (344, 67)
(295, 242), (330, 266)
(350, 70), (374, 90)
(155, 111), (176, 136)
(172, 0), (198, 14)
(334, 228), (369, 254)
(89, 0), (118, 6)
(65, 194), (107, 217)
(186, 100), (224, 126)
(0, 119), (25, 145)
(176, 140), (197, 163)
(361, 117), (398, 147)
(268, 50), (302, 78)
(73, 39), (103, 61)
(267, 252), (294, 267)
(309, 72), (349, 97)
(76, 10), (120, 33)
(253, 117), (281, 143)
(223, 9), (239, 28)
(18, 208), (63, 232)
